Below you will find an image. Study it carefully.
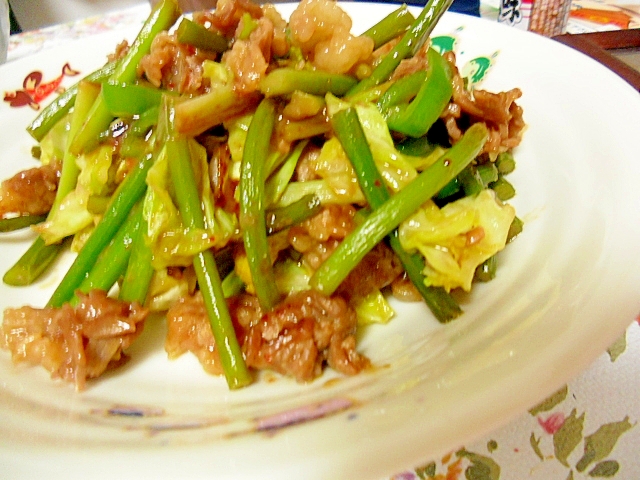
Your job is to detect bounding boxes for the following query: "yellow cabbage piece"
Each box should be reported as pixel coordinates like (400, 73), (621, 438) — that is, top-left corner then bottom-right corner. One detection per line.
(399, 189), (515, 292)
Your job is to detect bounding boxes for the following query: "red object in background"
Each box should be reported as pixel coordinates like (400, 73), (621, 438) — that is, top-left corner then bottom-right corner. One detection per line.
(3, 62), (79, 110)
(570, 7), (632, 28)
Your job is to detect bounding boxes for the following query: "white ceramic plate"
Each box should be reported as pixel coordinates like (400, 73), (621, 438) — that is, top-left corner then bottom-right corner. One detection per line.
(1, 4), (639, 479)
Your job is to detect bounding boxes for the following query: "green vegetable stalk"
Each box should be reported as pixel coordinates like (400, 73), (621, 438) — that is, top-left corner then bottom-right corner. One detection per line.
(47, 151), (155, 307)
(310, 123), (489, 295)
(4, 81), (101, 287)
(165, 98), (252, 389)
(119, 215), (154, 305)
(69, 0), (181, 156)
(70, 201), (144, 305)
(26, 61), (117, 143)
(361, 4), (416, 49)
(260, 69), (358, 98)
(330, 106), (461, 322)
(346, 0), (454, 97)
(238, 98), (281, 312)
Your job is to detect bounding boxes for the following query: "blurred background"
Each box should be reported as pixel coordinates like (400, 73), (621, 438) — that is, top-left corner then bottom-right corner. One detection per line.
(9, 0), (147, 32)
(8, 0), (481, 32)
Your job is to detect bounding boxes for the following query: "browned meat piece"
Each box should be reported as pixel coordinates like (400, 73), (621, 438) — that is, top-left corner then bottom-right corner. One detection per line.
(441, 51), (525, 155)
(193, 0), (264, 38)
(337, 242), (404, 300)
(166, 289), (370, 382)
(165, 292), (225, 376)
(222, 16), (274, 93)
(288, 204), (356, 270)
(0, 162), (60, 218)
(1, 290), (147, 390)
(236, 290), (370, 381)
(137, 32), (216, 95)
(107, 40), (130, 64)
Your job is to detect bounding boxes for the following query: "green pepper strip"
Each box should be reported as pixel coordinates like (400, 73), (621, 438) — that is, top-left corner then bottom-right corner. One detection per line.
(260, 68), (358, 98)
(69, 0), (181, 155)
(239, 98), (281, 312)
(330, 107), (461, 322)
(4, 81), (102, 287)
(376, 70), (426, 113)
(70, 201), (143, 305)
(346, 0), (453, 97)
(176, 17), (229, 53)
(361, 4), (416, 49)
(386, 48), (453, 137)
(0, 215), (47, 232)
(165, 102), (252, 389)
(47, 152), (155, 307)
(101, 82), (166, 117)
(310, 122), (489, 296)
(26, 61), (117, 143)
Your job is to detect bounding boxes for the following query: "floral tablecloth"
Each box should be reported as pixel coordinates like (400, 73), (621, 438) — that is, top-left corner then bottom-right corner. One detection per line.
(4, 4), (640, 480)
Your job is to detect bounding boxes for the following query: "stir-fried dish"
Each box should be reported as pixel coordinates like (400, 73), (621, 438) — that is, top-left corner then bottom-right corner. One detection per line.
(0, 0), (525, 390)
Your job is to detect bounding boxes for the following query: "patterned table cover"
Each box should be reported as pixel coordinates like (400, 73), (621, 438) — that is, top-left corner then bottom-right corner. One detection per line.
(4, 4), (640, 479)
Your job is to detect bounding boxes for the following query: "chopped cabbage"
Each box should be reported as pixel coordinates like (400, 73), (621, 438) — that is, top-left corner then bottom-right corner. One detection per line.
(143, 140), (239, 269)
(352, 289), (395, 325)
(35, 144), (115, 245)
(399, 189), (515, 292)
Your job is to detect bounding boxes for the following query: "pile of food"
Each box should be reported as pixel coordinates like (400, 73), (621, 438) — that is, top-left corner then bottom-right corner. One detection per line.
(0, 0), (524, 390)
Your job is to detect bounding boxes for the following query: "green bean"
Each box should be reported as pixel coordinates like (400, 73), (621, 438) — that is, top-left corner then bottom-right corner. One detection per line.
(310, 122), (489, 295)
(165, 121), (251, 389)
(495, 151), (516, 175)
(474, 255), (497, 282)
(265, 139), (308, 205)
(3, 237), (68, 286)
(361, 4), (416, 49)
(71, 202), (143, 305)
(26, 62), (117, 143)
(346, 0), (454, 97)
(330, 107), (461, 322)
(118, 209), (154, 305)
(260, 68), (358, 98)
(3, 81), (101, 287)
(69, 0), (181, 155)
(457, 164), (484, 197)
(434, 177), (461, 201)
(238, 98), (280, 312)
(47, 152), (155, 307)
(490, 175), (516, 201)
(176, 17), (229, 53)
(266, 194), (322, 235)
(0, 215), (46, 232)
(507, 215), (524, 242)
(477, 163), (499, 186)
